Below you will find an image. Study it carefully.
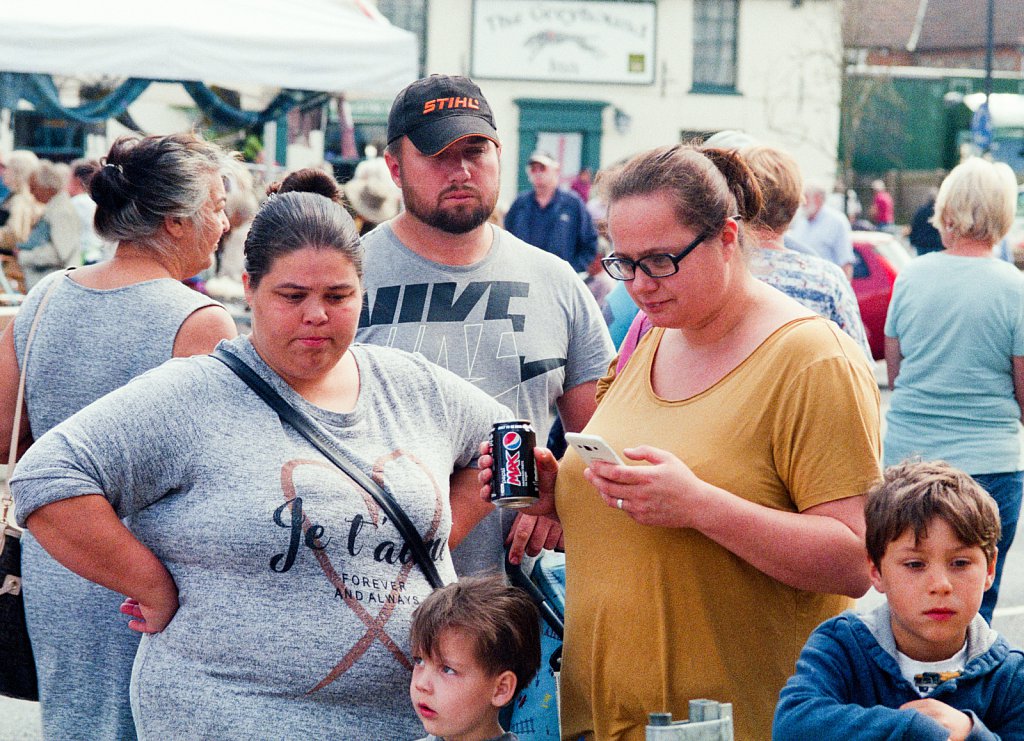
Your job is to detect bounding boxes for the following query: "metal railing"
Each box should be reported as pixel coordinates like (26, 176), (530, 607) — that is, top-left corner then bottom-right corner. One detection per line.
(646, 700), (734, 741)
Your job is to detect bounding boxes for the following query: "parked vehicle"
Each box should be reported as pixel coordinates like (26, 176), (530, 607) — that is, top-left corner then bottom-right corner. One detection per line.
(851, 231), (912, 360)
(1006, 186), (1024, 269)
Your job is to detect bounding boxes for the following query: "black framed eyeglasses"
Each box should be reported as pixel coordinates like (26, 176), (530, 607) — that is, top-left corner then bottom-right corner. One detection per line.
(601, 231), (712, 281)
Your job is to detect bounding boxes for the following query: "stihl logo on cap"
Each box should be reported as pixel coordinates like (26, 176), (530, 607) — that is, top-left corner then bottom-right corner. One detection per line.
(422, 97), (481, 114)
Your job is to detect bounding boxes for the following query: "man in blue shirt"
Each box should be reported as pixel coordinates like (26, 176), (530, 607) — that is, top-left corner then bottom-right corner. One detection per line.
(504, 151), (598, 273)
(788, 181), (855, 280)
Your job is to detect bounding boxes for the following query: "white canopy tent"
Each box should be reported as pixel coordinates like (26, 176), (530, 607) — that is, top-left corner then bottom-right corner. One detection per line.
(0, 0), (417, 93)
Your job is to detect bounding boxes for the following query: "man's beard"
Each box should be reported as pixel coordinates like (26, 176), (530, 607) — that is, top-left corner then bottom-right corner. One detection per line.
(401, 184), (495, 235)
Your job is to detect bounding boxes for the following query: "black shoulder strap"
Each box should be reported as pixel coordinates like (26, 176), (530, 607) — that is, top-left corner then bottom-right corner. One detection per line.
(211, 348), (445, 589)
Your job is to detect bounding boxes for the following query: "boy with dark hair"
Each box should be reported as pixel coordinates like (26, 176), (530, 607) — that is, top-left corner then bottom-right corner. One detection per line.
(774, 460), (1024, 740)
(410, 576), (541, 741)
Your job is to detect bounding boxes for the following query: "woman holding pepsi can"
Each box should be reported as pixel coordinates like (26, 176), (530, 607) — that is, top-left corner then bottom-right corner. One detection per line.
(481, 145), (881, 741)
(10, 169), (527, 739)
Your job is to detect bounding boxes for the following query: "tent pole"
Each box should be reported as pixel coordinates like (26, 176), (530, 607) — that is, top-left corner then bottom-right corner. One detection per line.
(276, 113), (289, 168)
(984, 0), (994, 103)
(0, 108), (12, 156)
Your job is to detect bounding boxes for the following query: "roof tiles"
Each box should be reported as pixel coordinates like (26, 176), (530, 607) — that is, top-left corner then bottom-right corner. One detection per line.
(845, 0), (1024, 52)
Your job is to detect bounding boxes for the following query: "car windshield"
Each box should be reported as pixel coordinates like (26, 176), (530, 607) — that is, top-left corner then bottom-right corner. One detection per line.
(876, 236), (912, 270)
(856, 232), (912, 271)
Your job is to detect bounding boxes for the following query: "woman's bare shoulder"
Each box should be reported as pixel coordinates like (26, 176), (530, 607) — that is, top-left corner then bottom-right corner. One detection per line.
(174, 306), (237, 357)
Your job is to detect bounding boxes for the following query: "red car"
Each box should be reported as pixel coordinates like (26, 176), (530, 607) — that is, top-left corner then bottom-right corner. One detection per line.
(851, 231), (911, 360)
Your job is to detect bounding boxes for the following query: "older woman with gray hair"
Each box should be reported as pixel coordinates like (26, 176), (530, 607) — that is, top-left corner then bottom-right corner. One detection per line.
(885, 156), (1024, 622)
(16, 160), (83, 289)
(0, 133), (237, 740)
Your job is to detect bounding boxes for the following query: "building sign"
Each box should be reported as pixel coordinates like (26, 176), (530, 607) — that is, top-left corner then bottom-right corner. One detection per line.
(471, 0), (656, 84)
(347, 99), (391, 123)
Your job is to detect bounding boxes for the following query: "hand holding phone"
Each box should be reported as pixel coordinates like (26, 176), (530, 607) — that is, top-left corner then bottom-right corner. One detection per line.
(564, 433), (625, 467)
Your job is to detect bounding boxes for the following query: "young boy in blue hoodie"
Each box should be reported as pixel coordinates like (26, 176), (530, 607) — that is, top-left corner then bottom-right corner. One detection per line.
(774, 460), (1024, 740)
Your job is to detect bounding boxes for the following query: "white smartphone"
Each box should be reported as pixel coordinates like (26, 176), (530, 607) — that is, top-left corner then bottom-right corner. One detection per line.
(564, 433), (625, 466)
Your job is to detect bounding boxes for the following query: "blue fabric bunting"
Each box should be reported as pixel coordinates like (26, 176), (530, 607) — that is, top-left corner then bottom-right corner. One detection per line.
(0, 72), (323, 129)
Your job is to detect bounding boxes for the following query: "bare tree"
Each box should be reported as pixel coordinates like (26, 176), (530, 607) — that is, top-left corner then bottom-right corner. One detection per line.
(836, 0), (910, 182)
(757, 0), (908, 183)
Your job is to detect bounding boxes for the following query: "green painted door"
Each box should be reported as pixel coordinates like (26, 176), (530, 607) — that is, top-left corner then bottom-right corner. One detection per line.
(513, 98), (607, 193)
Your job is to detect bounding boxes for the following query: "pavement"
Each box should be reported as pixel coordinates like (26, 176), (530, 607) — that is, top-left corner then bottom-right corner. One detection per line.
(0, 698), (39, 739)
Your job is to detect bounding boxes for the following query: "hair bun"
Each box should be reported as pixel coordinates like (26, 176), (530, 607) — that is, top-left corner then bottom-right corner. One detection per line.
(702, 147), (764, 222)
(269, 168), (343, 205)
(89, 160), (134, 210)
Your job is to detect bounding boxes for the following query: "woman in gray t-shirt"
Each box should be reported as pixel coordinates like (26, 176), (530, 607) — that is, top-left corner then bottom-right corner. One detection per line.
(0, 133), (237, 741)
(12, 172), (515, 739)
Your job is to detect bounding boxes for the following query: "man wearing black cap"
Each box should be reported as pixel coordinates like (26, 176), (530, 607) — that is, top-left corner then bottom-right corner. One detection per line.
(357, 74), (614, 576)
(504, 150), (599, 274)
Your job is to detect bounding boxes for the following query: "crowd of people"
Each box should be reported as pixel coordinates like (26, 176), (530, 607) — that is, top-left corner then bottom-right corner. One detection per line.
(1, 72), (1023, 741)
(0, 152), (109, 294)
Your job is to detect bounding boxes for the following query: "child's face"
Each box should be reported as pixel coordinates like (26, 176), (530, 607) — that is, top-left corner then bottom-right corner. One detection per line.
(410, 628), (515, 741)
(869, 517), (995, 662)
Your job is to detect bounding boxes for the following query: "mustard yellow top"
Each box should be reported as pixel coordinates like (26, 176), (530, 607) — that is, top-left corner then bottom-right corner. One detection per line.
(556, 317), (882, 741)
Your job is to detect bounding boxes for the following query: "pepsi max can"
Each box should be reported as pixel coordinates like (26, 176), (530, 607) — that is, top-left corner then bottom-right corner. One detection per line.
(490, 420), (539, 509)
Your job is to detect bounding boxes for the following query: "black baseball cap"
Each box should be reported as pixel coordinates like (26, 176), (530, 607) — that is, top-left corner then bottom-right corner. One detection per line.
(387, 75), (499, 156)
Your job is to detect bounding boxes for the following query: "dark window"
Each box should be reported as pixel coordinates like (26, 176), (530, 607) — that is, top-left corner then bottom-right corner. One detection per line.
(12, 112), (91, 161)
(692, 0), (739, 93)
(377, 0), (428, 77)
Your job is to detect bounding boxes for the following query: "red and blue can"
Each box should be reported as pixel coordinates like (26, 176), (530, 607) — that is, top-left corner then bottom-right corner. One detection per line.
(490, 420), (539, 509)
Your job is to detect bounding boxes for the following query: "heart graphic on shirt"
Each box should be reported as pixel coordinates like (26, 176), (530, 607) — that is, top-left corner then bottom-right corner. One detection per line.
(279, 449), (443, 694)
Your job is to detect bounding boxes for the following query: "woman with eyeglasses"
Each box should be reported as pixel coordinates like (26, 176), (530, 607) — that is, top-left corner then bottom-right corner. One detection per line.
(480, 145), (881, 740)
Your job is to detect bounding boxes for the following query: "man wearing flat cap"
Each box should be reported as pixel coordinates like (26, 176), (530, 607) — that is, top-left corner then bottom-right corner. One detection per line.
(504, 150), (599, 274)
(357, 74), (613, 576)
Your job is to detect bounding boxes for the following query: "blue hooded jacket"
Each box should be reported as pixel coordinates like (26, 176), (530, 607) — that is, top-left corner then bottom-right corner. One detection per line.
(773, 605), (1024, 740)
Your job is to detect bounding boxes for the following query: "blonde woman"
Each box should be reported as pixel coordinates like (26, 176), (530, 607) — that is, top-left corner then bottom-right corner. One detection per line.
(742, 145), (872, 361)
(885, 156), (1024, 622)
(0, 149), (42, 251)
(0, 149), (42, 289)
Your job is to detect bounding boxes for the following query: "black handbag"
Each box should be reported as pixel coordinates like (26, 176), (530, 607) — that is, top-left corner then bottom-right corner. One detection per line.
(211, 348), (445, 590)
(0, 522), (37, 700)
